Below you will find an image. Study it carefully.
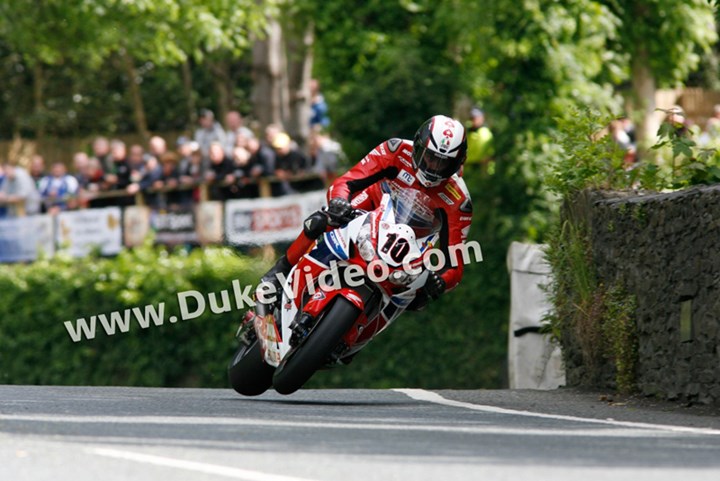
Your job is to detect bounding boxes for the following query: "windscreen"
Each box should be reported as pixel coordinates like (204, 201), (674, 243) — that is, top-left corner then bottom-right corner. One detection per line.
(390, 186), (440, 238)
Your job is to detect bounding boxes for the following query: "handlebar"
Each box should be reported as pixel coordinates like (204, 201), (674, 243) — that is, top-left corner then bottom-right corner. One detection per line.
(321, 206), (366, 226)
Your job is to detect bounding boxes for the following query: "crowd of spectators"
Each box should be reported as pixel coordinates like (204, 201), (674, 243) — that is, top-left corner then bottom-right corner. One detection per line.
(0, 107), (342, 218)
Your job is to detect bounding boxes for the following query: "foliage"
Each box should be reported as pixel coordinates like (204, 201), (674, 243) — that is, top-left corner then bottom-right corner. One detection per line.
(0, 0), (272, 138)
(311, 0), (462, 160)
(543, 218), (603, 369)
(0, 238), (505, 389)
(542, 109), (645, 391)
(651, 113), (720, 189)
(0, 245), (270, 386)
(602, 283), (638, 393)
(543, 212), (639, 391)
(546, 109), (630, 196)
(598, 0), (717, 87)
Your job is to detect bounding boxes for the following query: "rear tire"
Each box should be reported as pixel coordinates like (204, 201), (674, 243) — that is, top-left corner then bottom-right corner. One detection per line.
(273, 297), (360, 395)
(228, 339), (275, 396)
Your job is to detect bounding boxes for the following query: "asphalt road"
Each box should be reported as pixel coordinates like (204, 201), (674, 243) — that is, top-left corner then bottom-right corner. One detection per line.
(2, 386), (720, 481)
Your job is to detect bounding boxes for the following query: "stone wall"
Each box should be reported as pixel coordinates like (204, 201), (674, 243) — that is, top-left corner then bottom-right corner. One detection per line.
(566, 186), (720, 404)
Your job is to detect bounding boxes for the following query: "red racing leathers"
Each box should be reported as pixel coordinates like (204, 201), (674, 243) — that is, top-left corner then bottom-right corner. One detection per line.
(326, 138), (473, 292)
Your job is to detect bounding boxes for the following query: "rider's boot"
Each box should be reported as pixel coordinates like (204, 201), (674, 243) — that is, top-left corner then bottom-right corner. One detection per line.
(259, 254), (293, 299)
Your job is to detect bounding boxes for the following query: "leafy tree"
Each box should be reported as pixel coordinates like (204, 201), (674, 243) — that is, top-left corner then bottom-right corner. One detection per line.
(0, 0), (273, 138)
(598, 0), (717, 148)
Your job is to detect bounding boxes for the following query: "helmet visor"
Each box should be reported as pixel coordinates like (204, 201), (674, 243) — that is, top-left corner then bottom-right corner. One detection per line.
(417, 148), (460, 182)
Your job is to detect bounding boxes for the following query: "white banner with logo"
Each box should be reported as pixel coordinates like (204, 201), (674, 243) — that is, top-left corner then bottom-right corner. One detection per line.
(0, 215), (54, 263)
(225, 191), (326, 245)
(56, 207), (122, 257)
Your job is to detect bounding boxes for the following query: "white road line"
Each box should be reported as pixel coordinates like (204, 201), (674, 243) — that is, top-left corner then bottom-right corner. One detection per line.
(0, 413), (674, 438)
(89, 448), (320, 481)
(394, 389), (720, 436)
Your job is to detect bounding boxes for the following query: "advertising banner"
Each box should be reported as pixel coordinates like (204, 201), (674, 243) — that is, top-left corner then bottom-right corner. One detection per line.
(196, 201), (224, 245)
(150, 209), (198, 245)
(0, 215), (54, 263)
(56, 207), (122, 257)
(123, 206), (150, 247)
(225, 191), (325, 245)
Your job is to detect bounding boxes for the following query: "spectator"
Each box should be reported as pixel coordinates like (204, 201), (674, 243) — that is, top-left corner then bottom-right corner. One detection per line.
(309, 79), (330, 129)
(177, 137), (205, 181)
(609, 118), (637, 167)
(272, 132), (309, 196)
(72, 152), (90, 188)
(73, 152), (102, 208)
(127, 143), (147, 192)
(29, 154), (46, 186)
(138, 152), (166, 208)
(232, 144), (251, 177)
(664, 105), (693, 141)
(194, 109), (227, 159)
(205, 141), (237, 200)
(309, 128), (342, 183)
(224, 110), (255, 157)
(146, 136), (168, 163)
(85, 158), (105, 192)
(38, 162), (79, 214)
(273, 132), (309, 174)
(465, 107), (495, 174)
(104, 140), (129, 189)
(245, 136), (275, 180)
(621, 117), (636, 145)
(178, 140), (205, 203)
(0, 161), (41, 216)
(91, 136), (113, 173)
(154, 152), (187, 208)
(264, 123), (284, 150)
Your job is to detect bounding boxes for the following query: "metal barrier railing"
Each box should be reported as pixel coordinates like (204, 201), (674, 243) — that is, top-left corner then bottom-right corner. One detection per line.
(4, 173), (326, 217)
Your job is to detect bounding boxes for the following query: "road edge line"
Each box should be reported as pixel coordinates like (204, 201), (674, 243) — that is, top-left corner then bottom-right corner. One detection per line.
(393, 388), (720, 436)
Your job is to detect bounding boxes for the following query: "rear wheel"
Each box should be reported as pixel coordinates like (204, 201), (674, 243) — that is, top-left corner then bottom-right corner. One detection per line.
(273, 297), (360, 395)
(228, 339), (275, 396)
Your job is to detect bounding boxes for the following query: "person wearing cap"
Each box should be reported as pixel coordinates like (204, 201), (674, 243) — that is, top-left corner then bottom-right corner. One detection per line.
(465, 107), (495, 175)
(272, 132), (310, 196)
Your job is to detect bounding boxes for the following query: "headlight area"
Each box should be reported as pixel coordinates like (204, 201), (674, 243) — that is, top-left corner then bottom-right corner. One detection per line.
(356, 224), (375, 262)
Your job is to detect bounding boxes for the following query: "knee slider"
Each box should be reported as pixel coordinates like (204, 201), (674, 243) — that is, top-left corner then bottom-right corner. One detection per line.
(303, 210), (328, 238)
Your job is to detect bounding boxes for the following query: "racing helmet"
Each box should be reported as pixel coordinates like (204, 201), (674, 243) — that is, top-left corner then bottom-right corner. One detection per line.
(412, 115), (467, 187)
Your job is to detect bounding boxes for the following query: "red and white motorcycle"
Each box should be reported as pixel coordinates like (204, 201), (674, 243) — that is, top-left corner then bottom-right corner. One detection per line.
(228, 184), (441, 395)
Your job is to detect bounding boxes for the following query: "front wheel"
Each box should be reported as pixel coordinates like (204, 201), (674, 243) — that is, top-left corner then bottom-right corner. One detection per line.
(228, 339), (275, 396)
(273, 297), (360, 395)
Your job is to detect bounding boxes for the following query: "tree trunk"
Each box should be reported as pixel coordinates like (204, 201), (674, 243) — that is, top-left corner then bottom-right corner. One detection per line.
(285, 22), (314, 147)
(209, 60), (232, 122)
(121, 51), (150, 140)
(181, 59), (197, 131)
(251, 19), (287, 130)
(631, 47), (658, 155)
(32, 62), (45, 140)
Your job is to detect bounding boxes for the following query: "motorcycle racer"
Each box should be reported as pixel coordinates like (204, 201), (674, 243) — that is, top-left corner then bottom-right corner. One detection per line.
(261, 114), (473, 308)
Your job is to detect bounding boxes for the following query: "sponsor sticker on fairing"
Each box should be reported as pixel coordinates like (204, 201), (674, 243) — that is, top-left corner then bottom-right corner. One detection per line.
(438, 192), (454, 205)
(445, 183), (462, 200)
(397, 169), (415, 186)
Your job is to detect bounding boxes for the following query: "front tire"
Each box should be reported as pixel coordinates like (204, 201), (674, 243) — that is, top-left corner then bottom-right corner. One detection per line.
(228, 339), (275, 396)
(272, 297), (360, 395)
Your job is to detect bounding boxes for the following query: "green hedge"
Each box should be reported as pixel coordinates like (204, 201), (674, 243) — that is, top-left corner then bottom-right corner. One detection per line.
(0, 245), (270, 387)
(0, 232), (506, 389)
